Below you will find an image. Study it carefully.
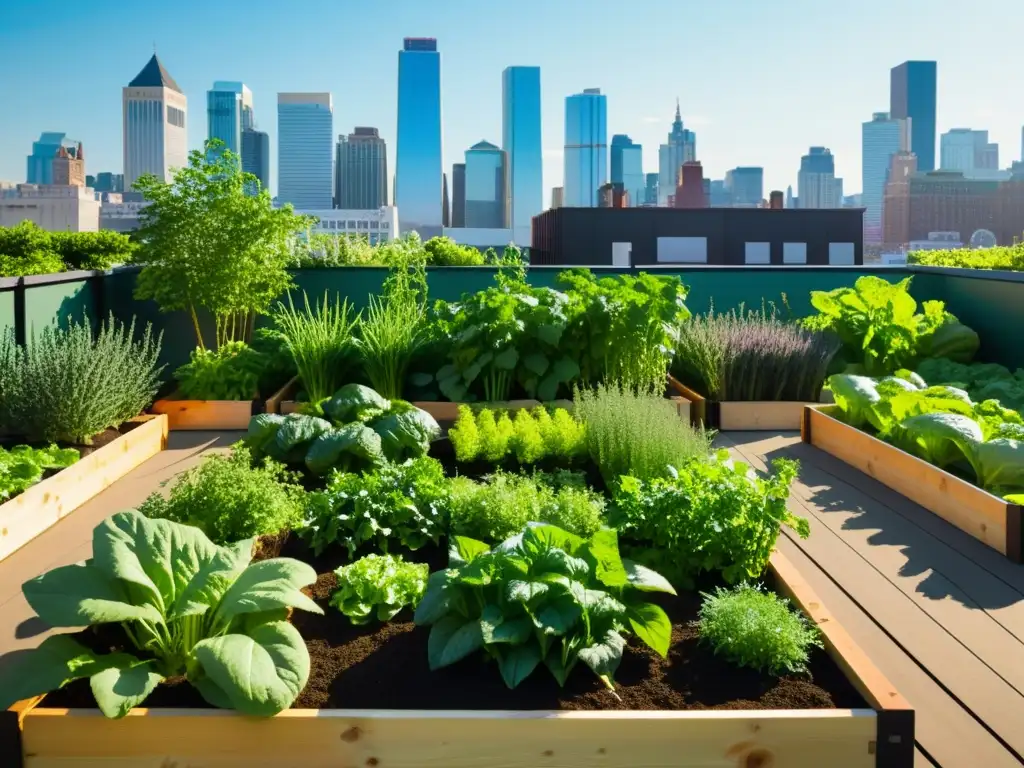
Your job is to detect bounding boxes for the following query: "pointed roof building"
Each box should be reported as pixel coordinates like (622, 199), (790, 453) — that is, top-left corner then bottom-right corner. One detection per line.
(129, 54), (182, 93)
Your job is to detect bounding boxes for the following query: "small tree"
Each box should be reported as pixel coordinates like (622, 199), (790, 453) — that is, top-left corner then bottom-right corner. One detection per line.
(133, 139), (311, 350)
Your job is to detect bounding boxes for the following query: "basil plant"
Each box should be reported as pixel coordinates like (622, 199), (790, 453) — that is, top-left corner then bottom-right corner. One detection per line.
(0, 510), (322, 717)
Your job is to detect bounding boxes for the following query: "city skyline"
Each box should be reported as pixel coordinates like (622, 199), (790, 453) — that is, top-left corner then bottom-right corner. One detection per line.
(1, 0), (1023, 199)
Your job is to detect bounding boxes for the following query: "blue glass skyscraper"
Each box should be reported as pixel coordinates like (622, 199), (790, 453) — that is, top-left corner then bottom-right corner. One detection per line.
(277, 93), (333, 209)
(464, 141), (507, 229)
(502, 66), (542, 243)
(610, 135), (643, 207)
(891, 61), (937, 171)
(396, 38), (443, 236)
(563, 89), (607, 207)
(27, 132), (79, 184)
(207, 81), (252, 157)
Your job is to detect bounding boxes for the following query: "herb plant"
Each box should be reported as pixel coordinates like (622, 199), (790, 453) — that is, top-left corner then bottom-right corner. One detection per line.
(1, 314), (163, 444)
(697, 584), (823, 675)
(611, 452), (807, 588)
(448, 470), (605, 543)
(423, 236), (486, 266)
(302, 456), (451, 556)
(331, 554), (429, 625)
(414, 525), (676, 692)
(0, 444), (79, 501)
(673, 302), (840, 401)
(573, 382), (712, 486)
(138, 446), (305, 545)
(909, 243), (1024, 272)
(174, 340), (263, 400)
(449, 405), (586, 465)
(272, 290), (360, 403)
(0, 510), (322, 717)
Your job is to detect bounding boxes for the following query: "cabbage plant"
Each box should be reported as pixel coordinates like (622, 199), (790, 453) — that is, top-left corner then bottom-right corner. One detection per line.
(0, 510), (322, 717)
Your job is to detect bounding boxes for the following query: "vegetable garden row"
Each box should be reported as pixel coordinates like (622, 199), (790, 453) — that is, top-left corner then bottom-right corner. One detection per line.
(6, 255), (1024, 765)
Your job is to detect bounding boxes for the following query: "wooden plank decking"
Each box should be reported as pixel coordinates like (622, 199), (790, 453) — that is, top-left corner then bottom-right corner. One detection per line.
(1, 430), (1022, 766)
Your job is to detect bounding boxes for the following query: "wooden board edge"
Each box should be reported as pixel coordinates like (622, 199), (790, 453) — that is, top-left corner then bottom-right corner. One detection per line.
(151, 396), (255, 430)
(264, 376), (299, 415)
(718, 401), (809, 432)
(1006, 504), (1024, 564)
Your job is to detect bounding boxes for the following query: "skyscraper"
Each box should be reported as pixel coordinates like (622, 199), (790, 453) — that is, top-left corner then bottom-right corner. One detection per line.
(610, 135), (644, 208)
(123, 54), (187, 189)
(797, 147), (841, 209)
(658, 100), (696, 206)
(464, 141), (507, 229)
(502, 66), (542, 244)
(644, 173), (659, 206)
(207, 81), (253, 157)
(334, 127), (387, 210)
(724, 167), (764, 207)
(442, 173), (450, 227)
(862, 112), (909, 243)
(890, 61), (937, 171)
(396, 38), (443, 236)
(940, 129), (999, 175)
(277, 93), (333, 210)
(242, 129), (270, 193)
(451, 163), (466, 227)
(26, 133), (80, 185)
(563, 88), (607, 208)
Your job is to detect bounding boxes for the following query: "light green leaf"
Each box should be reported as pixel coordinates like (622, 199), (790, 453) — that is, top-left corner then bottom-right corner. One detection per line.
(627, 602), (673, 657)
(449, 536), (490, 566)
(90, 660), (164, 718)
(498, 644), (542, 689)
(483, 616), (533, 645)
(623, 560), (677, 595)
(192, 621), (309, 716)
(506, 579), (550, 603)
(23, 562), (162, 628)
(583, 528), (628, 588)
(169, 538), (254, 620)
(213, 558), (322, 624)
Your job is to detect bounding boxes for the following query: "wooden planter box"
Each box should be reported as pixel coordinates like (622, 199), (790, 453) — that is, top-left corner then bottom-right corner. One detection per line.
(0, 415), (168, 562)
(802, 404), (1024, 561)
(667, 375), (810, 431)
(152, 394), (254, 430)
(5, 548), (913, 767)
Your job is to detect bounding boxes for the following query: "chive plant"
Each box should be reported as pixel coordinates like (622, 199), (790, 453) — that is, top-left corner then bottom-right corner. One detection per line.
(272, 290), (360, 403)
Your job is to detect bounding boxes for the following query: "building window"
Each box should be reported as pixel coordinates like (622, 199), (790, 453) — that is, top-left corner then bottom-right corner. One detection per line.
(744, 242), (770, 264)
(347, 220), (356, 229)
(829, 242), (855, 265)
(381, 222), (389, 229)
(783, 242), (807, 264)
(656, 236), (707, 264)
(166, 106), (185, 128)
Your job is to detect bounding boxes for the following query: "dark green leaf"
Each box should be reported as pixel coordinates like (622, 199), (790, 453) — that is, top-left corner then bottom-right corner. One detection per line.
(498, 644), (542, 689)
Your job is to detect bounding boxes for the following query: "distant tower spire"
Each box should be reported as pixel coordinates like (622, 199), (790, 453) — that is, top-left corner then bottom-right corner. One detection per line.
(675, 98), (681, 121)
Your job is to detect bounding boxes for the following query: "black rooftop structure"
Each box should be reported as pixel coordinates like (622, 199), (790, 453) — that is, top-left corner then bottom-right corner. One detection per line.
(128, 54), (182, 93)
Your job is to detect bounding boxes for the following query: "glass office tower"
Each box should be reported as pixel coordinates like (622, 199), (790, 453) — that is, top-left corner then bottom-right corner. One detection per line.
(610, 134), (643, 207)
(277, 92), (333, 209)
(464, 140), (507, 228)
(890, 61), (937, 171)
(396, 38), (443, 236)
(502, 66), (542, 243)
(563, 89), (607, 207)
(207, 81), (252, 157)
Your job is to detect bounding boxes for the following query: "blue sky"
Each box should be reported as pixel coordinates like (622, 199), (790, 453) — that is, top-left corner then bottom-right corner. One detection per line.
(1, 0), (1021, 198)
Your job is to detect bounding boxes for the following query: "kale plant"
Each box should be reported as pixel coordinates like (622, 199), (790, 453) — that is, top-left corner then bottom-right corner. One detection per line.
(0, 510), (322, 717)
(331, 554), (429, 625)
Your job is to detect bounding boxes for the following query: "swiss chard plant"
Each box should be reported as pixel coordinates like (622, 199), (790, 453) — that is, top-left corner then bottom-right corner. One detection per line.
(414, 524), (676, 693)
(0, 444), (79, 502)
(828, 373), (1024, 499)
(244, 383), (440, 475)
(801, 276), (979, 376)
(0, 510), (322, 717)
(330, 554), (429, 625)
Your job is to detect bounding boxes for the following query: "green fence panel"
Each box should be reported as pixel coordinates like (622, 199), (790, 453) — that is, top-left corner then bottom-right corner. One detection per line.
(0, 282), (15, 340)
(22, 274), (97, 340)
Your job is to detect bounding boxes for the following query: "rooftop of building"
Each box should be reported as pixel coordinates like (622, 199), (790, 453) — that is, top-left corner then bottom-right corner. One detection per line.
(128, 54), (182, 93)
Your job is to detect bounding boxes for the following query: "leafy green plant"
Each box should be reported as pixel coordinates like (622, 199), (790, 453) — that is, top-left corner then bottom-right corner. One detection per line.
(244, 384), (441, 475)
(1, 314), (163, 444)
(272, 290), (360, 403)
(916, 358), (1024, 413)
(0, 509), (323, 717)
(558, 269), (691, 391)
(302, 456), (451, 556)
(573, 382), (712, 486)
(449, 405), (586, 466)
(133, 139), (310, 349)
(331, 554), (429, 625)
(414, 525), (676, 692)
(0, 444), (79, 501)
(697, 584), (823, 675)
(49, 229), (136, 271)
(910, 243), (1024, 272)
(673, 301), (840, 401)
(138, 446), (304, 545)
(801, 276), (979, 375)
(0, 221), (65, 276)
(174, 340), (263, 400)
(448, 470), (605, 543)
(357, 257), (430, 399)
(249, 325), (299, 398)
(424, 236), (485, 266)
(611, 452), (806, 588)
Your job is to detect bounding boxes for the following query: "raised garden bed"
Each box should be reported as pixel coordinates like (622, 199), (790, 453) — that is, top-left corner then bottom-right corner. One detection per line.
(6, 544), (912, 767)
(668, 375), (810, 432)
(0, 414), (167, 562)
(152, 393), (255, 430)
(802, 404), (1024, 561)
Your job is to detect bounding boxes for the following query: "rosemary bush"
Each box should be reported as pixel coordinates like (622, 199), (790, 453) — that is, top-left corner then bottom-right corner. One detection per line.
(573, 382), (712, 486)
(2, 314), (163, 444)
(674, 302), (840, 402)
(272, 290), (360, 403)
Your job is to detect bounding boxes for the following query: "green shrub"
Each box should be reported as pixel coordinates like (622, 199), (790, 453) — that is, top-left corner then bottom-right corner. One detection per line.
(448, 470), (605, 543)
(909, 243), (1024, 272)
(1, 314), (162, 444)
(449, 406), (586, 465)
(697, 584), (822, 675)
(611, 452), (806, 588)
(331, 554), (428, 625)
(423, 236), (485, 266)
(174, 341), (263, 400)
(573, 382), (711, 486)
(49, 229), (136, 270)
(302, 456), (451, 556)
(139, 446), (304, 544)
